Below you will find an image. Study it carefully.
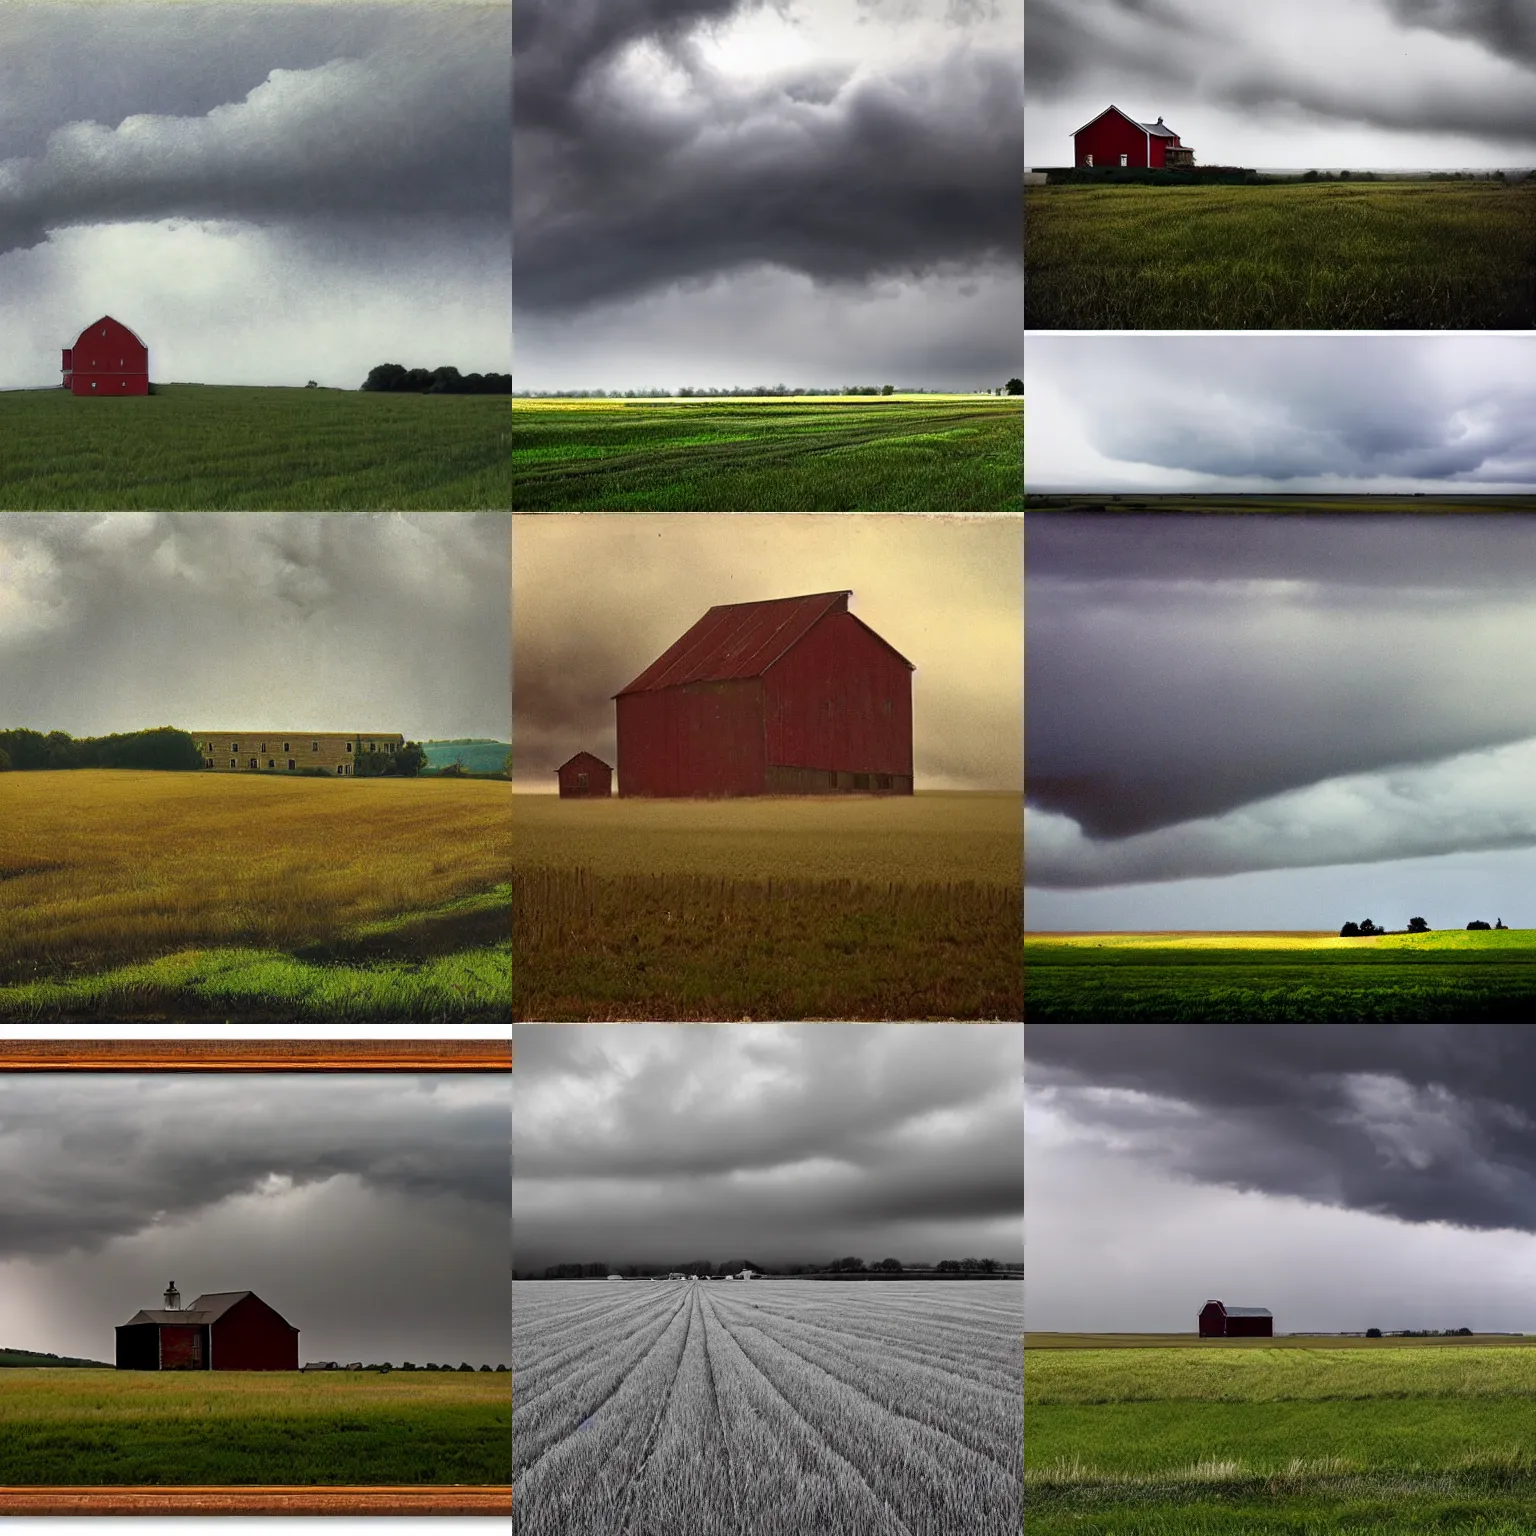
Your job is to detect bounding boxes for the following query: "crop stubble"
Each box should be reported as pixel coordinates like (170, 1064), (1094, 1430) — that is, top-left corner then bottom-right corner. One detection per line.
(514, 1279), (1022, 1535)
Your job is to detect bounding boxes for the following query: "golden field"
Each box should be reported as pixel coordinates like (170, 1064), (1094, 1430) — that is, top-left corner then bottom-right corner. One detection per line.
(511, 790), (1022, 885)
(0, 770), (510, 980)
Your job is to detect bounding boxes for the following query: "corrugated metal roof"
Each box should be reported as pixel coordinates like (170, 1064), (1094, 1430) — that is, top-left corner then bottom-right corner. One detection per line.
(615, 591), (854, 695)
(1223, 1307), (1272, 1317)
(1140, 118), (1180, 136)
(120, 1291), (259, 1327)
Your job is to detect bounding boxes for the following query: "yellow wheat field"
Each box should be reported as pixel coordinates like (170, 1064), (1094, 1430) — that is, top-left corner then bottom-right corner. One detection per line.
(0, 771), (510, 976)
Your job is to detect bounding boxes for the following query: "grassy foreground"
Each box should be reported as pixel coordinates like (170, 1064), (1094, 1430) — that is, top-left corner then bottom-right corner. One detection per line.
(0, 386), (512, 509)
(511, 397), (1022, 511)
(1025, 929), (1536, 1022)
(1026, 1345), (1536, 1534)
(513, 793), (1022, 1020)
(0, 1369), (509, 1484)
(0, 771), (510, 1020)
(1025, 180), (1536, 329)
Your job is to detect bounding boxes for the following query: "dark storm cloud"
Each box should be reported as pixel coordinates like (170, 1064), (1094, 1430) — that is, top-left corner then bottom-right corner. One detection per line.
(513, 1024), (1022, 1271)
(0, 1075), (509, 1259)
(0, 4), (509, 257)
(513, 0), (1021, 314)
(0, 513), (509, 740)
(1028, 1024), (1536, 1235)
(1384, 0), (1536, 67)
(1026, 516), (1536, 862)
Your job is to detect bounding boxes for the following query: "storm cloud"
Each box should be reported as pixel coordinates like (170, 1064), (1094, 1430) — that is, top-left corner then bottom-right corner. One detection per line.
(1026, 0), (1536, 166)
(0, 513), (510, 741)
(1025, 336), (1536, 494)
(514, 0), (1021, 390)
(0, 1073), (509, 1364)
(0, 3), (509, 389)
(514, 1023), (1022, 1274)
(1026, 515), (1536, 891)
(511, 513), (1021, 792)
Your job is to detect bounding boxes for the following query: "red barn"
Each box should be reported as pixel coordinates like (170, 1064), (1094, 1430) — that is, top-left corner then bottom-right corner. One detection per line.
(1199, 1300), (1272, 1338)
(614, 590), (914, 798)
(115, 1284), (299, 1370)
(557, 750), (612, 798)
(1073, 106), (1195, 169)
(62, 314), (149, 395)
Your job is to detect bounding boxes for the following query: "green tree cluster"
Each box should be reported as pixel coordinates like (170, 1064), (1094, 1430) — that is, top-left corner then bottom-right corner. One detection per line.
(353, 742), (428, 778)
(0, 727), (202, 771)
(362, 363), (512, 395)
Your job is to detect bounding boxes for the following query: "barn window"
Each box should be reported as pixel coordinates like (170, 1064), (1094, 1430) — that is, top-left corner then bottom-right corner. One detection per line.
(577, 772), (588, 791)
(1085, 153), (1093, 166)
(232, 742), (239, 752)
(283, 742), (290, 753)
(1119, 153), (1128, 166)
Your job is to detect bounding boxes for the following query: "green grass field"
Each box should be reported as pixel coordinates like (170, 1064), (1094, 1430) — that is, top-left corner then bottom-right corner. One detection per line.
(513, 792), (1022, 1020)
(0, 386), (512, 509)
(0, 1369), (509, 1484)
(1026, 1343), (1536, 1533)
(0, 771), (509, 1021)
(1025, 929), (1536, 1022)
(1025, 180), (1536, 329)
(511, 397), (1022, 511)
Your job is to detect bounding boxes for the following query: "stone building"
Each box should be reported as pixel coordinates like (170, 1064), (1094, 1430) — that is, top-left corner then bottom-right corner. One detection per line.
(192, 732), (405, 776)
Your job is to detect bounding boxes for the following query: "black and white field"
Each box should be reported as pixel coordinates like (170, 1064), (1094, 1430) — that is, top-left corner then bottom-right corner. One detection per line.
(512, 1277), (1022, 1534)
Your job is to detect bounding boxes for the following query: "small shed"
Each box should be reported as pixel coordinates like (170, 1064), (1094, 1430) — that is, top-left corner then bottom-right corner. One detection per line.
(1199, 1299), (1272, 1337)
(63, 315), (149, 395)
(557, 751), (612, 798)
(116, 1284), (300, 1370)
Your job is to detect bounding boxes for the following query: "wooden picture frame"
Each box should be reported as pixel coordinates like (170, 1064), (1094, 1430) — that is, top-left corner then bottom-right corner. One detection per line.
(0, 1037), (511, 1518)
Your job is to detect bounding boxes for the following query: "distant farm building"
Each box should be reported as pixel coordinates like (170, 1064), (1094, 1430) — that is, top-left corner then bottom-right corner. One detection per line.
(614, 591), (914, 798)
(192, 732), (403, 776)
(116, 1283), (299, 1370)
(557, 751), (612, 798)
(63, 315), (149, 395)
(1073, 107), (1195, 169)
(1199, 1300), (1272, 1337)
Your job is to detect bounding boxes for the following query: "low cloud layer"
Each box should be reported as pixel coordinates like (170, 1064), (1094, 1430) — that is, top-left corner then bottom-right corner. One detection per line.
(513, 513), (1020, 791)
(0, 513), (510, 740)
(515, 1024), (1022, 1272)
(1026, 337), (1536, 493)
(1027, 515), (1536, 887)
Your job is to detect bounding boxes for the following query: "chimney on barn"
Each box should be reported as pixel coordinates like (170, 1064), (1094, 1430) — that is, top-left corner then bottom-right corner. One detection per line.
(163, 1281), (181, 1311)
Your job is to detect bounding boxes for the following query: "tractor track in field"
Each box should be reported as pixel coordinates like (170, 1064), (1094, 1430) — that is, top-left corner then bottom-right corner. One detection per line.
(698, 1288), (745, 1536)
(613, 1286), (698, 1536)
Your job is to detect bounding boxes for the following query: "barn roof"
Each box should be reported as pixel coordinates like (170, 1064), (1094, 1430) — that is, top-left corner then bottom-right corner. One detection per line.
(120, 1291), (291, 1327)
(558, 751), (611, 771)
(1223, 1307), (1272, 1317)
(1070, 105), (1180, 138)
(73, 314), (148, 349)
(615, 591), (913, 696)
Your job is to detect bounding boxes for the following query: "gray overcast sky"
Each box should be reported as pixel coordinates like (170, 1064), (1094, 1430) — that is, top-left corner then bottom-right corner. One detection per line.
(0, 1073), (510, 1364)
(512, 513), (1022, 792)
(514, 0), (1023, 392)
(514, 1023), (1022, 1275)
(0, 512), (510, 741)
(1027, 0), (1536, 170)
(0, 0), (509, 391)
(1025, 336), (1536, 495)
(1027, 1026), (1536, 1334)
(1027, 515), (1536, 930)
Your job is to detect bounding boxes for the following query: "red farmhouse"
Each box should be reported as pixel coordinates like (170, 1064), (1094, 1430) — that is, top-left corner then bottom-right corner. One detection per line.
(115, 1283), (299, 1370)
(62, 314), (149, 395)
(557, 751), (612, 798)
(614, 590), (914, 798)
(1073, 106), (1195, 169)
(1199, 1300), (1272, 1338)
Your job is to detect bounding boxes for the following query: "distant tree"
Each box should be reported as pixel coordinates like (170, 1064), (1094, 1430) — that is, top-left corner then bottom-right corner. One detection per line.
(959, 1257), (982, 1272)
(831, 1256), (867, 1272)
(978, 1258), (1001, 1273)
(881, 384), (895, 395)
(1366, 1327), (1382, 1337)
(1006, 377), (1023, 395)
(396, 742), (428, 778)
(1340, 921), (1361, 937)
(362, 363), (409, 392)
(458, 1362), (474, 1372)
(936, 1259), (961, 1273)
(1468, 919), (1492, 930)
(1407, 916), (1430, 932)
(1358, 919), (1380, 935)
(1454, 1327), (1473, 1335)
(0, 746), (9, 772)
(1496, 919), (1508, 929)
(305, 380), (319, 389)
(479, 1363), (493, 1371)
(875, 1258), (903, 1272)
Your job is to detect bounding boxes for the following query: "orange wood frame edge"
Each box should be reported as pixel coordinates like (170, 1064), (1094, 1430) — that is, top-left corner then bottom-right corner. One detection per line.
(0, 1485), (511, 1514)
(0, 1038), (511, 1513)
(0, 1039), (510, 1070)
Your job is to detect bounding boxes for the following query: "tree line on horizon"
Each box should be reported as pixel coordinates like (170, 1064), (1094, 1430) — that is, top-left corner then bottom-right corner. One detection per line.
(1340, 916), (1509, 935)
(526, 1255), (1016, 1279)
(514, 379), (1024, 398)
(362, 363), (511, 394)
